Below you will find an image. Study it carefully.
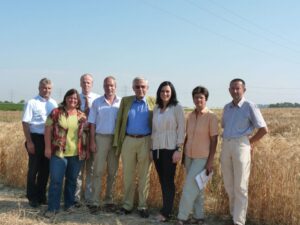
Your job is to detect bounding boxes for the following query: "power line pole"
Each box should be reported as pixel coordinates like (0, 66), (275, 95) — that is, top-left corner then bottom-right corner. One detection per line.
(10, 89), (14, 103)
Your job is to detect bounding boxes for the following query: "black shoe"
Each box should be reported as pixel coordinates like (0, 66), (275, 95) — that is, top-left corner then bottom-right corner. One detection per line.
(74, 201), (83, 208)
(38, 199), (47, 205)
(117, 207), (132, 215)
(104, 203), (117, 212)
(138, 209), (149, 218)
(29, 200), (39, 208)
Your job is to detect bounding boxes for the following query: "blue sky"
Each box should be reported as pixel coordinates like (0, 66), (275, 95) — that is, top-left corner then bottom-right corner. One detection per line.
(1, 0), (299, 107)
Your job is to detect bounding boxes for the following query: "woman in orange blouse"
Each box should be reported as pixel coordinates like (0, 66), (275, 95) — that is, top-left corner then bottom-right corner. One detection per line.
(175, 86), (219, 225)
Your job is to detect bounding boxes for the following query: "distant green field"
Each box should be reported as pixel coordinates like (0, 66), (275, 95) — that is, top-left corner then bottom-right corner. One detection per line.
(0, 103), (24, 111)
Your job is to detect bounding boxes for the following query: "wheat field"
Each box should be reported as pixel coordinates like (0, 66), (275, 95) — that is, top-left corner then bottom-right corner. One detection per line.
(0, 109), (299, 225)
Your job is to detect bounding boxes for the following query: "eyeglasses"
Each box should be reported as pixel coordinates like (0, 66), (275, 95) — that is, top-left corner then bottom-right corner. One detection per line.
(135, 85), (146, 89)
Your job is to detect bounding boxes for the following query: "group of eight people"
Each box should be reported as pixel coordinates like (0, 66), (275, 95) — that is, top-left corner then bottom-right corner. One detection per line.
(22, 74), (268, 225)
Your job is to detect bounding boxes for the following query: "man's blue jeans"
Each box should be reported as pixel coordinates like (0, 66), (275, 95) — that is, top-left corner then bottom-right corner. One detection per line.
(48, 155), (82, 212)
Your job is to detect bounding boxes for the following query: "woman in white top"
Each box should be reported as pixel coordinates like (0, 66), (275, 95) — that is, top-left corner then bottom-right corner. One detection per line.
(151, 81), (185, 222)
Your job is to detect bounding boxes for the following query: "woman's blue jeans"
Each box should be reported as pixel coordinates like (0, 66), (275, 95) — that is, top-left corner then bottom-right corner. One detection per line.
(48, 155), (82, 212)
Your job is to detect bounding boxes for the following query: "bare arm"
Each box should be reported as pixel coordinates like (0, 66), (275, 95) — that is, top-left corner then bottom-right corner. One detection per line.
(205, 135), (218, 175)
(44, 125), (53, 159)
(22, 122), (35, 154)
(89, 123), (96, 153)
(249, 126), (268, 149)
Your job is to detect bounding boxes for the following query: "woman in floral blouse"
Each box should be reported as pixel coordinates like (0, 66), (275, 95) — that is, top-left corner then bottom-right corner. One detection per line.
(44, 89), (88, 217)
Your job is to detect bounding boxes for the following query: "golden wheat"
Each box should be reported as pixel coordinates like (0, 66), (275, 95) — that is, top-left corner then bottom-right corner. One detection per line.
(0, 108), (299, 225)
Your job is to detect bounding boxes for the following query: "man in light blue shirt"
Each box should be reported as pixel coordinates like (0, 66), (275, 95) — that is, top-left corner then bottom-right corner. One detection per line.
(221, 78), (268, 225)
(22, 78), (57, 208)
(88, 76), (121, 213)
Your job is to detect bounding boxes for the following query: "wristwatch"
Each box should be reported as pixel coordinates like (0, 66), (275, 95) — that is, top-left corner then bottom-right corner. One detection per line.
(177, 146), (183, 152)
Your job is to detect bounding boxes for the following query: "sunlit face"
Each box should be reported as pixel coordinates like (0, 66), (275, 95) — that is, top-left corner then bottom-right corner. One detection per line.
(80, 75), (93, 95)
(39, 84), (52, 100)
(133, 79), (148, 100)
(103, 78), (116, 98)
(193, 93), (206, 110)
(160, 85), (172, 104)
(66, 93), (78, 109)
(229, 81), (245, 103)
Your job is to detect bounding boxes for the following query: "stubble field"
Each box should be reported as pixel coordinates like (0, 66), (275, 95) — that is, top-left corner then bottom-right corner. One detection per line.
(0, 109), (299, 225)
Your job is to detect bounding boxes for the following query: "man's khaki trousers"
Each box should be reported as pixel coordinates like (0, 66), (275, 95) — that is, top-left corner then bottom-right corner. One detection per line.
(221, 136), (251, 225)
(121, 135), (151, 210)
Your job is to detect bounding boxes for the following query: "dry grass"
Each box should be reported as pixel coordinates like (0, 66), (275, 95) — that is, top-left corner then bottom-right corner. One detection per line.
(0, 108), (299, 225)
(207, 108), (300, 225)
(0, 111), (22, 123)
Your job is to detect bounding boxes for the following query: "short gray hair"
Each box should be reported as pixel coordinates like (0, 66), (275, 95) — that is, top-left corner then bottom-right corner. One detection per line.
(39, 78), (52, 87)
(132, 77), (148, 88)
(104, 76), (116, 85)
(80, 73), (94, 82)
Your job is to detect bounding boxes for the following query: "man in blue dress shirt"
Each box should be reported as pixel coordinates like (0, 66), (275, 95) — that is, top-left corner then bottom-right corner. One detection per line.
(221, 78), (268, 225)
(113, 77), (155, 218)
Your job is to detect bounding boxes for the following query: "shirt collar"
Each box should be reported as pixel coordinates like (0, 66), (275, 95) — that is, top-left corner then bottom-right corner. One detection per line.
(81, 92), (90, 98)
(193, 107), (209, 115)
(230, 97), (246, 108)
(134, 96), (147, 103)
(103, 95), (119, 104)
(37, 95), (48, 102)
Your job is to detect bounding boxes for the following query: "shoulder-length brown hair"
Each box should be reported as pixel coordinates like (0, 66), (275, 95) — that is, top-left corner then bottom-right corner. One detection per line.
(60, 89), (81, 110)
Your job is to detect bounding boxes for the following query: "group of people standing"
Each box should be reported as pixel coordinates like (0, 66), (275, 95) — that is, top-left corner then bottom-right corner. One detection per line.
(22, 74), (268, 225)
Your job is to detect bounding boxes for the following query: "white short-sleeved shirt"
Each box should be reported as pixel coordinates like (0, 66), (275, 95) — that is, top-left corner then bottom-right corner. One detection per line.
(80, 92), (100, 111)
(22, 95), (58, 134)
(88, 95), (121, 134)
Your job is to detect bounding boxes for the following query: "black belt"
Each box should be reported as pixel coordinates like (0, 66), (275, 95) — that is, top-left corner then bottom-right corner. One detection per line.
(31, 133), (44, 136)
(126, 133), (150, 138)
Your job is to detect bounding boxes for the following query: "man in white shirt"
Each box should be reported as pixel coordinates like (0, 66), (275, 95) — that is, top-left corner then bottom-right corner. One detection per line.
(75, 73), (100, 206)
(88, 76), (121, 213)
(22, 78), (58, 208)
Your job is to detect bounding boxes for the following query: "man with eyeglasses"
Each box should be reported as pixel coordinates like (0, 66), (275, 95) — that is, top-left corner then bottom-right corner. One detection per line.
(113, 77), (155, 218)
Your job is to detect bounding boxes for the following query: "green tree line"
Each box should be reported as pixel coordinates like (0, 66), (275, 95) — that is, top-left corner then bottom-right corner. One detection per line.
(269, 102), (300, 108)
(0, 101), (25, 111)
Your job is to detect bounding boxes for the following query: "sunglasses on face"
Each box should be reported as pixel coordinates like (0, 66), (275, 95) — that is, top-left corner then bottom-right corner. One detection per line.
(135, 85), (147, 89)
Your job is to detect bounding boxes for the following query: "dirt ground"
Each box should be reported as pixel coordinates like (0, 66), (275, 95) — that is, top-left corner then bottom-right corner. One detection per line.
(0, 183), (243, 225)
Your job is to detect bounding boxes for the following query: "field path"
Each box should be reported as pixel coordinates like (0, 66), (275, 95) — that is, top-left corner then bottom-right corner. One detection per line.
(0, 183), (234, 225)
